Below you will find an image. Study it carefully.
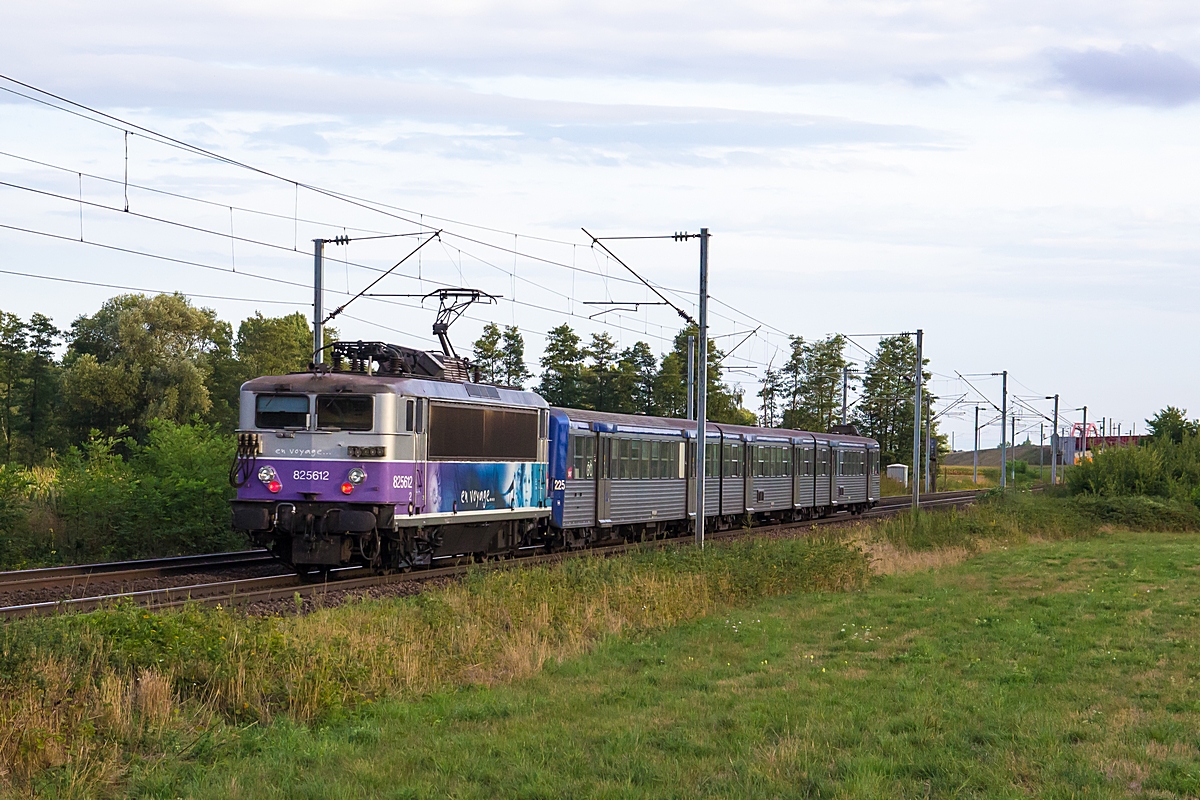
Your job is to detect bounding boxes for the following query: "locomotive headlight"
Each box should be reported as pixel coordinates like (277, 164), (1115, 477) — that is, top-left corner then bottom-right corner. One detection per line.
(347, 467), (367, 485)
(256, 465), (281, 493)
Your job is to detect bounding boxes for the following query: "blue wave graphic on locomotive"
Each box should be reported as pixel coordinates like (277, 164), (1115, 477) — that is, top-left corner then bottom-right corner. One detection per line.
(425, 461), (547, 513)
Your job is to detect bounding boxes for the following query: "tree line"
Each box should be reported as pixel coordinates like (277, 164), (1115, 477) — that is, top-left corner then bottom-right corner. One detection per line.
(1, 291), (935, 469)
(0, 294), (316, 465)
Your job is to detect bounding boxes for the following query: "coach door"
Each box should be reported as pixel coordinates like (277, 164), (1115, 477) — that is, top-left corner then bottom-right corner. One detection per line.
(686, 440), (696, 519)
(744, 444), (757, 512)
(596, 434), (613, 527)
(816, 443), (831, 505)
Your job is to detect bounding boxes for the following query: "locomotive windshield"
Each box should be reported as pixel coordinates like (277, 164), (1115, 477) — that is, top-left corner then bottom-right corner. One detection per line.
(316, 395), (374, 431)
(255, 394), (309, 429)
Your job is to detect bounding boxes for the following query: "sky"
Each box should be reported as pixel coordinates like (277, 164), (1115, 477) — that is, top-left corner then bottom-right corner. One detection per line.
(3, 0), (1199, 450)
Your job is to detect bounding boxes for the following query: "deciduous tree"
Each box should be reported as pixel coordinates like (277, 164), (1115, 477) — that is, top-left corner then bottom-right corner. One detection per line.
(62, 294), (224, 441)
(1146, 406), (1200, 444)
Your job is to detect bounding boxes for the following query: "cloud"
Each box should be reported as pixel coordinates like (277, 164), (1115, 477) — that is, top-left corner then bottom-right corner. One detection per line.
(246, 122), (334, 154)
(379, 110), (947, 167)
(1050, 45), (1200, 106)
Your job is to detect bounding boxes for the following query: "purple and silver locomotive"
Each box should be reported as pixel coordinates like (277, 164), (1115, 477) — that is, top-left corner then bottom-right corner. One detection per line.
(229, 341), (549, 575)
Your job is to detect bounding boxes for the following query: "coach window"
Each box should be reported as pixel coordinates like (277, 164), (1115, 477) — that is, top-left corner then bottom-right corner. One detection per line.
(723, 442), (741, 478)
(572, 435), (595, 479)
(782, 447), (792, 477)
(641, 440), (652, 479)
(316, 395), (373, 431)
(705, 442), (719, 478)
(255, 394), (309, 429)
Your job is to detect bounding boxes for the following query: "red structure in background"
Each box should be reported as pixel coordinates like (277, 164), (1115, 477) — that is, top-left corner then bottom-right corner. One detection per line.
(1070, 422), (1099, 440)
(1057, 424), (1142, 466)
(1071, 420), (1142, 451)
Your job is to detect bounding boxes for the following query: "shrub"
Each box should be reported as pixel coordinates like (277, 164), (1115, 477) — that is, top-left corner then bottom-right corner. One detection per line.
(1068, 443), (1169, 497)
(1067, 434), (1200, 501)
(129, 419), (239, 554)
(0, 421), (239, 568)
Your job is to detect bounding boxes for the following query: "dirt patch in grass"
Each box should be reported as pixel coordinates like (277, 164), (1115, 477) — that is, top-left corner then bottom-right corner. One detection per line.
(861, 538), (975, 575)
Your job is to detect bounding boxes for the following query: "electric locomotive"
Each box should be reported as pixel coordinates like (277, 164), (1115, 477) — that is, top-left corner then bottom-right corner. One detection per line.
(229, 340), (550, 576)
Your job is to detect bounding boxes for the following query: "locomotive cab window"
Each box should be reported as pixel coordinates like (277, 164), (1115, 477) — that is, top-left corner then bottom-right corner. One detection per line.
(255, 394), (309, 429)
(402, 399), (416, 432)
(316, 395), (374, 431)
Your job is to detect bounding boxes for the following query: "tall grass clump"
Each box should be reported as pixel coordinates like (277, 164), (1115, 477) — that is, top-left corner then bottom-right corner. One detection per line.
(0, 534), (868, 794)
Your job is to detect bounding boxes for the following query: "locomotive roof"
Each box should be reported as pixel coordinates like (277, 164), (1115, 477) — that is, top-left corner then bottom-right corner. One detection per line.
(241, 371), (548, 408)
(552, 407), (878, 447)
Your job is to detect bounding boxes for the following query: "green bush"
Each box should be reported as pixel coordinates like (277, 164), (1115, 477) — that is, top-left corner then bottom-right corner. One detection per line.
(1067, 434), (1200, 501)
(130, 420), (240, 555)
(0, 465), (37, 566)
(1068, 443), (1169, 497)
(1070, 494), (1200, 531)
(0, 421), (239, 568)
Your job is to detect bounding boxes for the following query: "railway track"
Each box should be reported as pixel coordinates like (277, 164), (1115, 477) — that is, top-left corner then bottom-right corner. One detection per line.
(0, 489), (984, 620)
(0, 550), (278, 593)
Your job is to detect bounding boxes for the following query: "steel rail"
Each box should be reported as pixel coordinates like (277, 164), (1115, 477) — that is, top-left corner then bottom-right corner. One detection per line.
(0, 490), (987, 620)
(0, 551), (277, 592)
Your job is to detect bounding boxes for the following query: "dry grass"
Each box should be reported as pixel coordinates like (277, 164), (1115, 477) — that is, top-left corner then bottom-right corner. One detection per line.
(858, 537), (974, 576)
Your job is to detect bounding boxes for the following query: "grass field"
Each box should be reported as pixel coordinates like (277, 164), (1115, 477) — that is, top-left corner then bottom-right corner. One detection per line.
(127, 530), (1200, 799)
(882, 464), (1047, 495)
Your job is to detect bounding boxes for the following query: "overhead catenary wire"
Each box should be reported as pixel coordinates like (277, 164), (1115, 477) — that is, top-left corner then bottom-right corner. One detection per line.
(1, 74), (945, 382)
(0, 178), (700, 355)
(0, 76), (789, 338)
(4, 144), (785, 343)
(0, 267), (305, 306)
